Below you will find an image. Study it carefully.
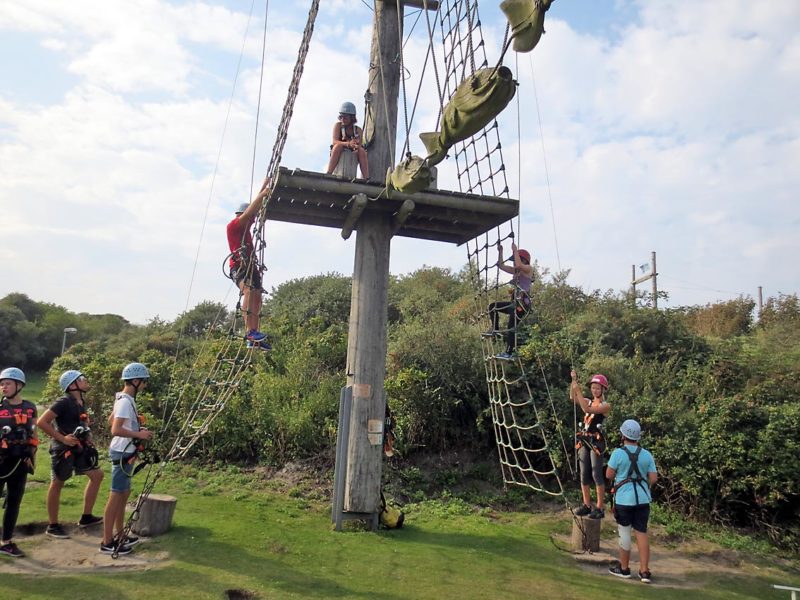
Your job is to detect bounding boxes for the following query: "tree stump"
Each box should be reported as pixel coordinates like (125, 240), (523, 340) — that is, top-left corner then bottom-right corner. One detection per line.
(131, 493), (177, 537)
(571, 516), (601, 552)
(333, 150), (359, 179)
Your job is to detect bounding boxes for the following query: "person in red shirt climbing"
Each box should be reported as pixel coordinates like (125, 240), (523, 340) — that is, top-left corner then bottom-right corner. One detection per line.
(226, 178), (272, 348)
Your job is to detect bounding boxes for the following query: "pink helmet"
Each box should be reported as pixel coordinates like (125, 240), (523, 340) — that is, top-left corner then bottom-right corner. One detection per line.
(518, 249), (531, 263)
(587, 374), (609, 389)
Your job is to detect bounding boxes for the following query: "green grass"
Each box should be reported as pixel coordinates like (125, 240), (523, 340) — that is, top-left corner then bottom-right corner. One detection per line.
(22, 370), (48, 405)
(6, 465), (800, 600)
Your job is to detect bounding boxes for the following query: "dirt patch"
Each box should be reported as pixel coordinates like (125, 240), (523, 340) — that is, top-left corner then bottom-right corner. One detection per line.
(554, 516), (786, 588)
(0, 522), (170, 575)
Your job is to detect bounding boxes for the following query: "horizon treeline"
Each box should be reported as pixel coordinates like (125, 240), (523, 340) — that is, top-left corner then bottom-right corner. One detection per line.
(1, 272), (798, 547)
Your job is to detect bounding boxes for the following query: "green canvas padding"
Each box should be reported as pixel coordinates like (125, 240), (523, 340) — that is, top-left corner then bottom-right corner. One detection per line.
(500, 0), (552, 53)
(386, 155), (433, 196)
(420, 66), (517, 166)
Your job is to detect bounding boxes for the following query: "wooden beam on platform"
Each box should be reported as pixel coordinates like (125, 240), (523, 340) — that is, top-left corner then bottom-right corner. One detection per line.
(276, 171), (515, 217)
(391, 199), (415, 235)
(403, 0), (439, 9)
(341, 193), (369, 240)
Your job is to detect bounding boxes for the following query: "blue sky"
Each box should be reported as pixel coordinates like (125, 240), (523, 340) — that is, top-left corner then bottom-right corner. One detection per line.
(0, 1), (797, 323)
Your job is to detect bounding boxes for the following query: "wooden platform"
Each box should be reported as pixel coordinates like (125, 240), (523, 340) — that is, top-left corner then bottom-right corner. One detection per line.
(267, 167), (519, 245)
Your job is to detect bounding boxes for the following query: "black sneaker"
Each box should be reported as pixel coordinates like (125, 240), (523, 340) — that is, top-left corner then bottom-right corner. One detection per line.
(588, 507), (605, 519)
(0, 542), (25, 558)
(639, 570), (652, 583)
(574, 504), (591, 517)
(45, 523), (70, 539)
(609, 564), (631, 579)
(122, 534), (140, 546)
(78, 514), (103, 528)
(99, 541), (133, 555)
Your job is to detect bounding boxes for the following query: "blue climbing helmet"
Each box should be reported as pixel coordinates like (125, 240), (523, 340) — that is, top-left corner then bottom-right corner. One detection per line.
(59, 369), (84, 392)
(235, 202), (249, 214)
(122, 362), (150, 381)
(620, 419), (641, 441)
(339, 101), (357, 116)
(0, 367), (26, 385)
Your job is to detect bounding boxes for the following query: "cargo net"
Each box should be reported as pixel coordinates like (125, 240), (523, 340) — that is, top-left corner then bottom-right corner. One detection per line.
(430, 0), (571, 495)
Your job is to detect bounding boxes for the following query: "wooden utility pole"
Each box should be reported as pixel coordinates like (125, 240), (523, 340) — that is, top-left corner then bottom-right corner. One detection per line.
(758, 286), (763, 317)
(266, 0), (516, 528)
(631, 251), (659, 309)
(342, 0), (403, 515)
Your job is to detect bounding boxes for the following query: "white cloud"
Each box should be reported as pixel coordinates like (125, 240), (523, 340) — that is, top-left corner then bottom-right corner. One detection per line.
(0, 0), (797, 322)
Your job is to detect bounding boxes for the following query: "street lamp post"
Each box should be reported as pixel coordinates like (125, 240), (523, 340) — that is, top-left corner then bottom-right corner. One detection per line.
(61, 327), (78, 355)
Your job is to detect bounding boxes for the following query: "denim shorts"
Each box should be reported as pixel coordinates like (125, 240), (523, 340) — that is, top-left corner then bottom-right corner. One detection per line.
(109, 450), (136, 493)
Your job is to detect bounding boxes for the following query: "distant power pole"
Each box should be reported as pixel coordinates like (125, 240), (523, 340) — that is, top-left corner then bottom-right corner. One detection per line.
(631, 251), (659, 309)
(758, 286), (763, 317)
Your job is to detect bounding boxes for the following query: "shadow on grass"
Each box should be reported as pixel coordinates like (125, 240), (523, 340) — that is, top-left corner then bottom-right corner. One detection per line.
(385, 522), (554, 562)
(165, 524), (409, 599)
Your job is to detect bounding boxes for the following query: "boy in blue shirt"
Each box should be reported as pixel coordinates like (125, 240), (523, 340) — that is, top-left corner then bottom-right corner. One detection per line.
(606, 419), (658, 583)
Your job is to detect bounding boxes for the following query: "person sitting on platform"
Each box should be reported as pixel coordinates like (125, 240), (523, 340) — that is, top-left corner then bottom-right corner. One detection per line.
(326, 101), (369, 180)
(226, 178), (272, 348)
(486, 241), (533, 360)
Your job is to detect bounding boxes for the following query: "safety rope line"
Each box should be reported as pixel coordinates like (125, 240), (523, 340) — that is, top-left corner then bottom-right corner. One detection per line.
(249, 0), (271, 199)
(159, 0), (259, 431)
(113, 0), (321, 559)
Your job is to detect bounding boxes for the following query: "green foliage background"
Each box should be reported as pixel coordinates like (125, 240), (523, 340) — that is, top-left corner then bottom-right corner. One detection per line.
(2, 273), (798, 549)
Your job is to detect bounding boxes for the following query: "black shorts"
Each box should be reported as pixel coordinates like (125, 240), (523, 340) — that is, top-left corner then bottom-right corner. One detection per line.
(50, 447), (99, 482)
(232, 265), (262, 290)
(614, 503), (650, 533)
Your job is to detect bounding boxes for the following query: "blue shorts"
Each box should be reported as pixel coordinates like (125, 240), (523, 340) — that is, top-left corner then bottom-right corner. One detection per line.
(614, 503), (650, 533)
(109, 450), (136, 493)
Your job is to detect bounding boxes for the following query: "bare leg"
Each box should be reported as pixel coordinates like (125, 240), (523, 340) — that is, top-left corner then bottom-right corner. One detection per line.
(240, 283), (262, 333)
(115, 490), (131, 539)
(619, 546), (631, 570)
(356, 147), (369, 179)
(326, 146), (345, 173)
(102, 489), (131, 545)
(83, 469), (104, 514)
(581, 483), (592, 507)
(595, 484), (605, 509)
(47, 479), (65, 524)
(634, 530), (650, 572)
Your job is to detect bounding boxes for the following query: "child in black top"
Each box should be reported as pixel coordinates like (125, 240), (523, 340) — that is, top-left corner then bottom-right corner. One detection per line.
(0, 367), (38, 558)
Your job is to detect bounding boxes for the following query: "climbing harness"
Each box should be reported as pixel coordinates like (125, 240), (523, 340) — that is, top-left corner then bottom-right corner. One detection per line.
(609, 445), (647, 508)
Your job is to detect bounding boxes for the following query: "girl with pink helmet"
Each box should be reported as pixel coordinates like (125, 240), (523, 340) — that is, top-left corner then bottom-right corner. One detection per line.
(570, 370), (611, 519)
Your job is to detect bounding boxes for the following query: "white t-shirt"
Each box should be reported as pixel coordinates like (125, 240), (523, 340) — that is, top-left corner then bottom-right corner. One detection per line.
(109, 392), (140, 454)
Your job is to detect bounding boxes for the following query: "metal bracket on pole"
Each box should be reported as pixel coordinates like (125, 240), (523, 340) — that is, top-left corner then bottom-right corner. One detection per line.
(341, 193), (369, 240)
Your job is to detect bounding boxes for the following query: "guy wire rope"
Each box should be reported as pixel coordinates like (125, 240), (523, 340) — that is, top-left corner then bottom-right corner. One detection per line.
(113, 0), (322, 558)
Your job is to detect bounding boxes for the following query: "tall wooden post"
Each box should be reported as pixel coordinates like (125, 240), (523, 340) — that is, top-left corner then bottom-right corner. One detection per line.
(758, 286), (763, 317)
(651, 251), (658, 309)
(631, 251), (659, 309)
(343, 0), (403, 515)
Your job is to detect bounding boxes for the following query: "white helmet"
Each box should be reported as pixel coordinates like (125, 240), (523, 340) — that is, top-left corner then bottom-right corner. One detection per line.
(619, 419), (641, 441)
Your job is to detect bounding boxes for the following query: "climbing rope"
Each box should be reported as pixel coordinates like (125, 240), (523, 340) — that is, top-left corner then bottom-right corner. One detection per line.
(113, 0), (321, 558)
